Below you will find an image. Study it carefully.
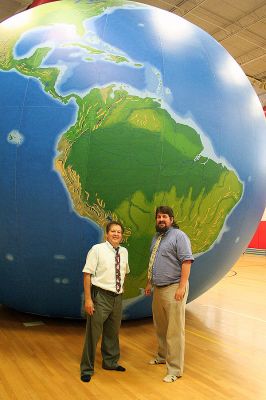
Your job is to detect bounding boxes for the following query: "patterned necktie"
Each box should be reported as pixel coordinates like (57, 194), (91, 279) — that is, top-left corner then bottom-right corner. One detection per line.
(147, 234), (164, 281)
(115, 247), (121, 293)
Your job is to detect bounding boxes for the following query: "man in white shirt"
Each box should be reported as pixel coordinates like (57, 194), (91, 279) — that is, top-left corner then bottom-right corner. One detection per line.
(80, 221), (130, 382)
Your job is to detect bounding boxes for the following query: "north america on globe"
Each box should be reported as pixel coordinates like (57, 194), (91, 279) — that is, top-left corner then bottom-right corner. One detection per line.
(0, 0), (243, 300)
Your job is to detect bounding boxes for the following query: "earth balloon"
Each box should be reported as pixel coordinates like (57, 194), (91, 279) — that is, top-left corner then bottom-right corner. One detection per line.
(0, 0), (265, 319)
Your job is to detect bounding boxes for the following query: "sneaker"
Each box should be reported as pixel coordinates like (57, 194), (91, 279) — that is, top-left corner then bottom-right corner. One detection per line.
(163, 374), (178, 383)
(149, 357), (166, 365)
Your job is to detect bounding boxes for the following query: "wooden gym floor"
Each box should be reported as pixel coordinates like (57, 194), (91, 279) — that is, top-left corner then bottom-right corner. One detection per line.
(0, 254), (265, 400)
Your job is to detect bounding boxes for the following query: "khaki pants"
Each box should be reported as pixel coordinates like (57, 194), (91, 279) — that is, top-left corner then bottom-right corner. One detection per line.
(80, 287), (122, 376)
(152, 282), (189, 376)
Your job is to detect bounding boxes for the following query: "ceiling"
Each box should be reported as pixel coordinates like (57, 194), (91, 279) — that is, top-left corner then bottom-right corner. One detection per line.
(1, 0), (266, 106)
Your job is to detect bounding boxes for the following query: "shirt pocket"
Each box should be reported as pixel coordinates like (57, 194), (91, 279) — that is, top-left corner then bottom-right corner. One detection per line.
(119, 254), (128, 272)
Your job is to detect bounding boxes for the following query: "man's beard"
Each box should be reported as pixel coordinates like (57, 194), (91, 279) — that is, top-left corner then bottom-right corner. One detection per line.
(156, 224), (168, 233)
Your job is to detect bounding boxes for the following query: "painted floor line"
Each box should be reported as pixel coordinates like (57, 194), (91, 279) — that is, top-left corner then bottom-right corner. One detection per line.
(186, 329), (250, 355)
(199, 304), (266, 323)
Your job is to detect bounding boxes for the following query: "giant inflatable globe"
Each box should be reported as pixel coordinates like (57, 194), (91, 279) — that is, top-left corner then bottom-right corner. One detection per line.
(0, 0), (265, 319)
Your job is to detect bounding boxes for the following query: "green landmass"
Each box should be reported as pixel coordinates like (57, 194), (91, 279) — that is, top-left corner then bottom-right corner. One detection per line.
(68, 43), (105, 55)
(68, 42), (136, 66)
(105, 54), (129, 63)
(67, 43), (137, 66)
(14, 47), (71, 103)
(56, 86), (243, 297)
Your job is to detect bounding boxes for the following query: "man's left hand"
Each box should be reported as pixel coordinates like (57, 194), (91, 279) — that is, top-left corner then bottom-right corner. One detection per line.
(174, 286), (185, 301)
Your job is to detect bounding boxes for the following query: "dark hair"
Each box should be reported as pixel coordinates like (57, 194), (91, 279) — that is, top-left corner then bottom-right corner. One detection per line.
(155, 206), (179, 228)
(106, 220), (124, 234)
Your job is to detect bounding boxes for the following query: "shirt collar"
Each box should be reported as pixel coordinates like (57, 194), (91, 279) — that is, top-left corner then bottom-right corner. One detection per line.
(105, 240), (120, 251)
(156, 227), (173, 237)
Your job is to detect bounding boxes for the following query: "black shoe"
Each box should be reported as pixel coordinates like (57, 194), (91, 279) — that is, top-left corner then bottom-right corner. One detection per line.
(115, 365), (126, 372)
(81, 374), (91, 382)
(102, 365), (126, 372)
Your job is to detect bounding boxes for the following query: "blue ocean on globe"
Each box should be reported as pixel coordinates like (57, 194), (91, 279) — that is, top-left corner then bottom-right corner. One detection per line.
(0, 0), (265, 319)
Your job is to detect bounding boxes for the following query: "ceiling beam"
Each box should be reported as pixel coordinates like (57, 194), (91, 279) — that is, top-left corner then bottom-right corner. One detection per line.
(237, 48), (266, 68)
(169, 0), (208, 16)
(211, 4), (266, 42)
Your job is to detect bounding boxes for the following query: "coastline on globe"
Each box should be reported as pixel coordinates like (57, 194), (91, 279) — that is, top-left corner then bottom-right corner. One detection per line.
(55, 84), (243, 300)
(0, 0), (265, 319)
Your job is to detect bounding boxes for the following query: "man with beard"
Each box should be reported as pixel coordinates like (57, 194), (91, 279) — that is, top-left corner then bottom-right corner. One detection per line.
(145, 206), (194, 383)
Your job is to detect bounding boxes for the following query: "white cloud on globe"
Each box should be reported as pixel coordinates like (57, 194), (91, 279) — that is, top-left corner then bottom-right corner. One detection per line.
(1, 11), (33, 30)
(54, 255), (66, 260)
(152, 9), (194, 46)
(249, 93), (265, 118)
(5, 254), (14, 262)
(46, 24), (80, 45)
(218, 55), (247, 87)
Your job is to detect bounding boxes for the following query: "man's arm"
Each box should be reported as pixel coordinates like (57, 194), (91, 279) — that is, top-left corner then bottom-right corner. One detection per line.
(83, 273), (95, 315)
(144, 279), (152, 296)
(175, 260), (192, 301)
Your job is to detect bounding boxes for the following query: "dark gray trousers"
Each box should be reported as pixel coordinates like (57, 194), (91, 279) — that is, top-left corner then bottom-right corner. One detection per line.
(80, 286), (122, 376)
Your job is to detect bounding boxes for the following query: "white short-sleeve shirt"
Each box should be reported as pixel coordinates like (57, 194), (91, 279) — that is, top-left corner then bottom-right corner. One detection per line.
(83, 241), (130, 294)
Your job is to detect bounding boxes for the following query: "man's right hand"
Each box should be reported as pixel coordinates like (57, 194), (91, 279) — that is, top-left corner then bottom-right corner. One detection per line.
(144, 281), (152, 296)
(84, 299), (95, 315)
